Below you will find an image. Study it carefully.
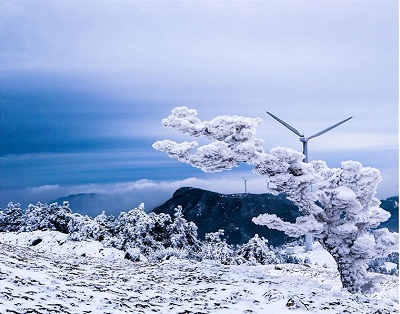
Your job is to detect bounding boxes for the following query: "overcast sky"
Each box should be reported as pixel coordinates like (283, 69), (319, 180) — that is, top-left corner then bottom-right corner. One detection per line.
(0, 1), (398, 212)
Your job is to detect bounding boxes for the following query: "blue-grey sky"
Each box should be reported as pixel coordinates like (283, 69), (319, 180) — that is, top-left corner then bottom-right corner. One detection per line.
(0, 1), (398, 212)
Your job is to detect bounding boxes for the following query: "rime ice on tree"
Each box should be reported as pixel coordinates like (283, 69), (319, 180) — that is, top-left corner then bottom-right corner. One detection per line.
(153, 106), (399, 294)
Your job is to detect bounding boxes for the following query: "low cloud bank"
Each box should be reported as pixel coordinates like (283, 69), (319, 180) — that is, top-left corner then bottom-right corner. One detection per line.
(1, 167), (396, 217)
(1, 175), (269, 217)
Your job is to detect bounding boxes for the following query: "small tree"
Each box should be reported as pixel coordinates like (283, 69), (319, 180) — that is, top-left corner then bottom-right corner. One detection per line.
(167, 205), (201, 251)
(153, 106), (398, 293)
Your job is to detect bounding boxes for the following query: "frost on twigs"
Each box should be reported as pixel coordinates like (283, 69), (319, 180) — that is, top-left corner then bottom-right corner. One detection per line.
(252, 215), (323, 238)
(153, 106), (399, 294)
(152, 106), (265, 172)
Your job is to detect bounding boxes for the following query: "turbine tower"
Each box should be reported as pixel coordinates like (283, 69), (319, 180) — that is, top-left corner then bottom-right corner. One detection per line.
(266, 111), (352, 251)
(242, 177), (249, 194)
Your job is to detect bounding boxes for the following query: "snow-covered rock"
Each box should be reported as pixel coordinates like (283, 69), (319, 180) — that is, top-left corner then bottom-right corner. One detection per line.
(0, 230), (125, 259)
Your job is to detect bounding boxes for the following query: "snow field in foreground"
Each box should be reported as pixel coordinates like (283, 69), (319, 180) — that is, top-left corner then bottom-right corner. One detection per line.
(0, 231), (398, 314)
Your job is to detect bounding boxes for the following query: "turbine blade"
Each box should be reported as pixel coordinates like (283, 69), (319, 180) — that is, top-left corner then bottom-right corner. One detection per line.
(266, 112), (302, 136)
(308, 116), (353, 140)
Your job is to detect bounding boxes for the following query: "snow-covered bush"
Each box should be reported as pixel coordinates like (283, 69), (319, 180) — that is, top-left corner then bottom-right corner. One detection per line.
(237, 234), (278, 265)
(22, 203), (54, 232)
(153, 106), (399, 293)
(49, 201), (74, 233)
(21, 202), (73, 233)
(67, 213), (95, 241)
(92, 211), (116, 244)
(200, 229), (236, 264)
(68, 211), (116, 246)
(98, 203), (200, 257)
(1, 199), (206, 261)
(147, 211), (172, 245)
(111, 203), (162, 254)
(265, 245), (303, 265)
(0, 203), (23, 232)
(0, 201), (76, 234)
(368, 252), (399, 276)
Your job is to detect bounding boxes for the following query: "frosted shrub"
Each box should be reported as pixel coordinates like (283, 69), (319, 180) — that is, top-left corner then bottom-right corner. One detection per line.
(112, 205), (159, 252)
(105, 204), (200, 256)
(68, 214), (96, 241)
(93, 212), (116, 243)
(21, 202), (73, 233)
(368, 252), (399, 276)
(147, 212), (171, 244)
(154, 106), (399, 293)
(22, 203), (54, 232)
(200, 229), (236, 264)
(0, 203), (23, 232)
(49, 202), (74, 233)
(237, 234), (278, 265)
(68, 211), (116, 245)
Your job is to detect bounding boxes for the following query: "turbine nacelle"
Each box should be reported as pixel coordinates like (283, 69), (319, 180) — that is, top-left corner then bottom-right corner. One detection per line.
(266, 111), (352, 159)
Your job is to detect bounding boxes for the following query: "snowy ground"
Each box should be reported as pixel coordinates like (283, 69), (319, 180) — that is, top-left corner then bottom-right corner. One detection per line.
(0, 231), (398, 314)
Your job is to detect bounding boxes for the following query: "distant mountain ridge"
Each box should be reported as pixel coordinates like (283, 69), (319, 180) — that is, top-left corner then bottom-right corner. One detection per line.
(152, 187), (301, 246)
(51, 189), (398, 245)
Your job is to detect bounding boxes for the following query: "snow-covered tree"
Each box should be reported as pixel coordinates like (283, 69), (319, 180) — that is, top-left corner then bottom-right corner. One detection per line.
(167, 205), (200, 252)
(153, 106), (398, 293)
(255, 160), (398, 293)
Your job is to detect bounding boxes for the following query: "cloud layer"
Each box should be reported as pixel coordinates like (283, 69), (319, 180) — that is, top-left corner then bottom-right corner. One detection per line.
(0, 1), (398, 208)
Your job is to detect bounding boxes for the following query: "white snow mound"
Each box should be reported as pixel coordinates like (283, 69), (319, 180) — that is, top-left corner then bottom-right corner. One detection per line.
(0, 231), (398, 314)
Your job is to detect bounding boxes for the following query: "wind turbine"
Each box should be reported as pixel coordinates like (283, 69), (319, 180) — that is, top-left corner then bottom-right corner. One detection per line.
(266, 111), (353, 251)
(266, 112), (352, 163)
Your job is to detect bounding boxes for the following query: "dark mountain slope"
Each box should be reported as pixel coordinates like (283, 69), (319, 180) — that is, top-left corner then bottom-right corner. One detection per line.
(152, 187), (301, 246)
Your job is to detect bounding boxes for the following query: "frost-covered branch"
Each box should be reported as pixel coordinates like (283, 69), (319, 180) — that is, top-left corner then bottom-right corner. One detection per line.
(252, 214), (323, 238)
